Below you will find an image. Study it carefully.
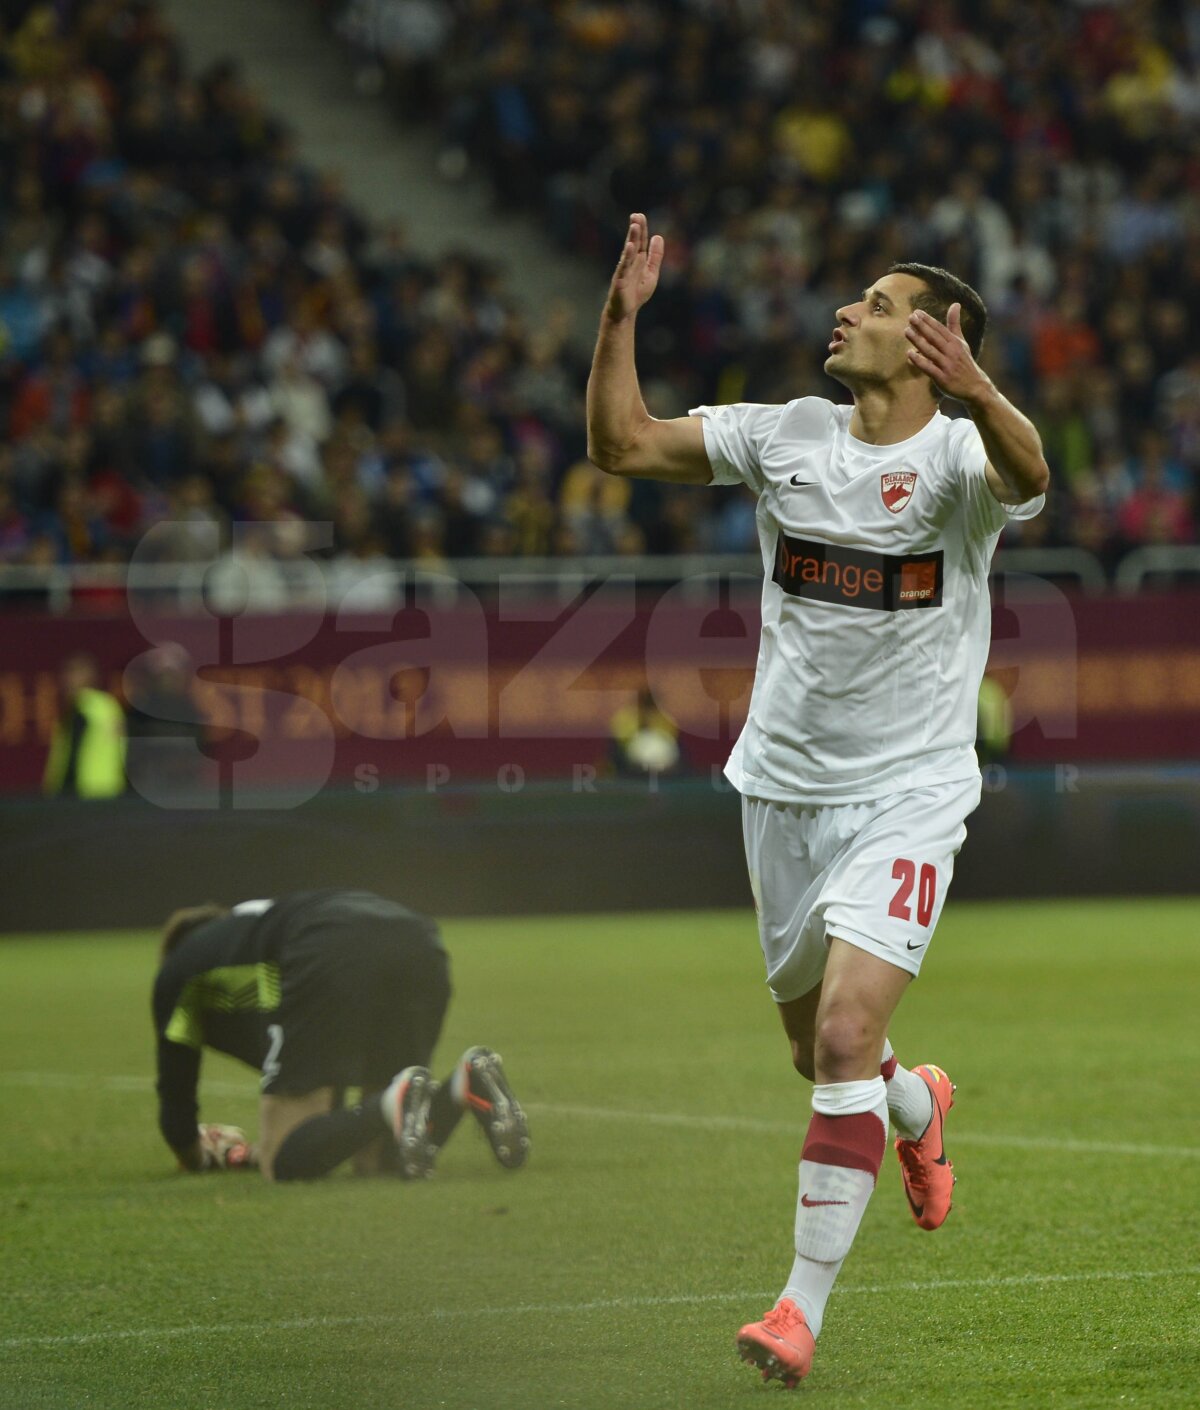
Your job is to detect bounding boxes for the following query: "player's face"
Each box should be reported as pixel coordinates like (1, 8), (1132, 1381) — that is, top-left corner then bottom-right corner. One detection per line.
(825, 273), (930, 392)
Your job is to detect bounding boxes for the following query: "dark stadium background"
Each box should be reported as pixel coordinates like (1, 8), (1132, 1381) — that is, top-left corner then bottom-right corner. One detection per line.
(1, 0), (1197, 930)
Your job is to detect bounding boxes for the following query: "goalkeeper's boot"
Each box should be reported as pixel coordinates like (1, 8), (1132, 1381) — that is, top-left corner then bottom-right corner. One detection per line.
(457, 1047), (530, 1170)
(385, 1066), (436, 1180)
(894, 1063), (956, 1230)
(736, 1299), (814, 1388)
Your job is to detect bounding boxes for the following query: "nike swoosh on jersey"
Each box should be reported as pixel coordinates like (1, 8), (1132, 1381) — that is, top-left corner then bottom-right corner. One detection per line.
(789, 474), (817, 486)
(906, 939), (926, 950)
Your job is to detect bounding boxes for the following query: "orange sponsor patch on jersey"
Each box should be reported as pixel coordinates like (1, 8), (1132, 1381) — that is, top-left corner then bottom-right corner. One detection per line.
(899, 559), (939, 603)
(772, 533), (943, 611)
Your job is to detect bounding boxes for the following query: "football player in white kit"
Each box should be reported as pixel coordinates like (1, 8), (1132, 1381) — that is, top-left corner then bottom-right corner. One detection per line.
(586, 214), (1048, 1387)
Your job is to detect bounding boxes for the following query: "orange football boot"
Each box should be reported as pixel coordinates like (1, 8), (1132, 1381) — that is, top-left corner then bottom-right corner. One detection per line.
(736, 1299), (815, 1389)
(894, 1063), (956, 1230)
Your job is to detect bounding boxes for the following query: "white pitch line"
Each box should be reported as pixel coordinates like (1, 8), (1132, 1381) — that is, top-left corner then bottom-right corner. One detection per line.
(0, 1070), (248, 1098)
(4, 1072), (1200, 1160)
(523, 1101), (1200, 1162)
(3, 1266), (1197, 1353)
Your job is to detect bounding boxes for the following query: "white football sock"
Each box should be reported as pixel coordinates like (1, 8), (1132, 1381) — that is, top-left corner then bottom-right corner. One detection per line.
(880, 1038), (934, 1141)
(379, 1075), (402, 1133)
(779, 1076), (888, 1339)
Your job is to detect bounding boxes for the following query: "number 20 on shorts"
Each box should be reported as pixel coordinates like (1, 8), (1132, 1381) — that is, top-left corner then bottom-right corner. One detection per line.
(889, 859), (936, 926)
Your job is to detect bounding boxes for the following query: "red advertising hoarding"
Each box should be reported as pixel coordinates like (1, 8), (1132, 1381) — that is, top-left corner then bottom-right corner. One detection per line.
(1, 585), (1197, 798)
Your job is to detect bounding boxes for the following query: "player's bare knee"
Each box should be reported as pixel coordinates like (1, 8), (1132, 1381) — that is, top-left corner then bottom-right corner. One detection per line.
(813, 1010), (878, 1081)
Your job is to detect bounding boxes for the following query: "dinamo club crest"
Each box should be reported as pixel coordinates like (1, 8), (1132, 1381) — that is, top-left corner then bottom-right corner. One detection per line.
(881, 470), (917, 514)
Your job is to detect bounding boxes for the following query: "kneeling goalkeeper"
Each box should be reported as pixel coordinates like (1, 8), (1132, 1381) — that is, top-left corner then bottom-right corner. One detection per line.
(152, 888), (529, 1181)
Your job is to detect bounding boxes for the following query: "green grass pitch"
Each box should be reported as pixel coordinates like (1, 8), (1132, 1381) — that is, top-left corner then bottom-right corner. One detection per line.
(1, 900), (1198, 1409)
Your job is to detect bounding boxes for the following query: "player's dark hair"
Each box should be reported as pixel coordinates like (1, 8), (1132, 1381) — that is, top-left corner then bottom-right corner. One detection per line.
(160, 904), (229, 959)
(888, 263), (988, 361)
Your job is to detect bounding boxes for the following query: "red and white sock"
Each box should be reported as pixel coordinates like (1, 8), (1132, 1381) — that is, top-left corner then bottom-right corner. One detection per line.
(880, 1038), (934, 1141)
(778, 1076), (888, 1338)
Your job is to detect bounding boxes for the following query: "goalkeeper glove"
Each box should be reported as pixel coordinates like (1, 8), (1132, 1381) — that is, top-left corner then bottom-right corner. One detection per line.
(196, 1123), (258, 1171)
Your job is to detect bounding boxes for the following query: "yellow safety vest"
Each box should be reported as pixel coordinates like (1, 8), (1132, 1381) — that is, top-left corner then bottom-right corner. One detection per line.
(43, 687), (127, 799)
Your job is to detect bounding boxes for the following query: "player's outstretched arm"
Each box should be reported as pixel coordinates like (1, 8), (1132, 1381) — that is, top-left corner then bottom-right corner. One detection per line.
(905, 303), (1049, 505)
(586, 212), (712, 483)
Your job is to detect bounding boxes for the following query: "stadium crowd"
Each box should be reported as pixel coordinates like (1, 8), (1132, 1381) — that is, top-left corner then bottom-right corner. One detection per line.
(1, 0), (1197, 584)
(330, 0), (1200, 569)
(0, 0), (655, 584)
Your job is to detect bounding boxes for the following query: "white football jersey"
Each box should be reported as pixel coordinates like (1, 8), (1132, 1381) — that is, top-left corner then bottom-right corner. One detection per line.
(690, 397), (1043, 803)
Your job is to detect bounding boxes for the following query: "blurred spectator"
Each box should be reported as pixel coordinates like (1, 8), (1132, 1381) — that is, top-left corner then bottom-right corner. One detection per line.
(193, 353), (274, 440)
(1116, 455), (1194, 546)
(1033, 296), (1101, 384)
(610, 688), (682, 779)
(1035, 377), (1093, 494)
(505, 445), (556, 557)
(270, 355), (333, 447)
(558, 458), (632, 555)
(43, 652), (126, 799)
(0, 482), (32, 561)
(9, 325), (90, 438)
(331, 339), (404, 431)
(204, 528), (292, 613)
(976, 675), (1012, 768)
(125, 643), (208, 799)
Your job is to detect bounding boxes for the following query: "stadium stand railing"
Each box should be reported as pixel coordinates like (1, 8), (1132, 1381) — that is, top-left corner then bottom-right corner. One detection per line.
(1113, 545), (1200, 592)
(0, 544), (1144, 614)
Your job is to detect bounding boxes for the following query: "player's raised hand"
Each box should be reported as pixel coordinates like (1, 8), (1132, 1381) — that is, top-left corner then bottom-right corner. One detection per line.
(904, 303), (990, 405)
(605, 213), (664, 323)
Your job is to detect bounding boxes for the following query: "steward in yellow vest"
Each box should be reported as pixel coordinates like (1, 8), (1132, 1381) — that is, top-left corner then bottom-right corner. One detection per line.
(43, 653), (126, 799)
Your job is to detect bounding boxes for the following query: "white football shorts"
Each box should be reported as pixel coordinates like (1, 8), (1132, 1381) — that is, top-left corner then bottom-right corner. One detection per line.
(742, 776), (983, 1002)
